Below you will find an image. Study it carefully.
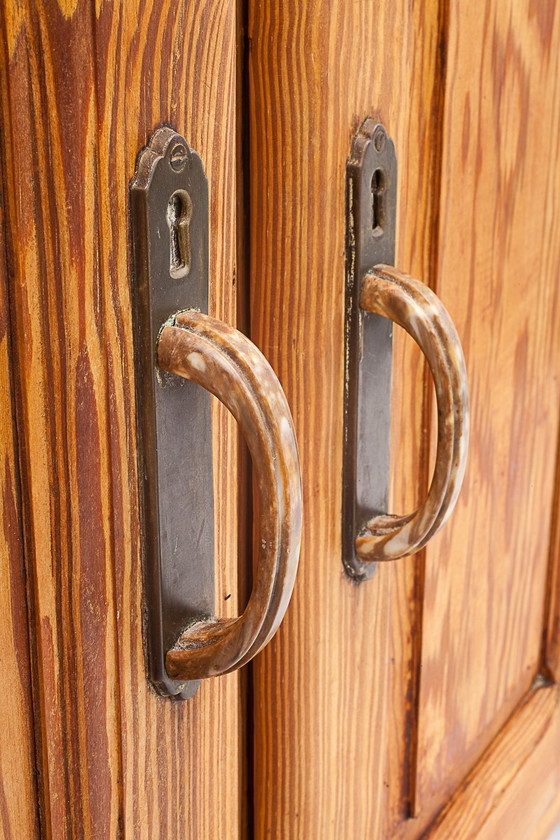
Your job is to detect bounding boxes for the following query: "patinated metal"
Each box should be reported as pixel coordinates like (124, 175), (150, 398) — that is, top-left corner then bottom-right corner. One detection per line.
(343, 121), (469, 574)
(159, 311), (302, 680)
(131, 127), (213, 698)
(131, 127), (301, 697)
(356, 266), (469, 561)
(343, 120), (397, 580)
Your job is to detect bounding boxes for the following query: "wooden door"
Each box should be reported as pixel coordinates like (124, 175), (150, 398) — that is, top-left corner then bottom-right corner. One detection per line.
(248, 0), (560, 837)
(1, 0), (560, 838)
(0, 0), (249, 836)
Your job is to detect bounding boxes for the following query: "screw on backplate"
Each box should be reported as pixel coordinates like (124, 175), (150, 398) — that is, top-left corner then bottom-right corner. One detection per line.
(373, 125), (386, 152)
(170, 143), (188, 172)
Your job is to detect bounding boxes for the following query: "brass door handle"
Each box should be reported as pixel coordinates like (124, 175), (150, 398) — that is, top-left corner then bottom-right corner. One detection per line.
(355, 265), (469, 562)
(131, 128), (301, 698)
(158, 310), (302, 681)
(343, 121), (469, 578)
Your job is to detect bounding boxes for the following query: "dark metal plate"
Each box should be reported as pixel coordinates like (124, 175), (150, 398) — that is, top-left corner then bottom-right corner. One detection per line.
(130, 127), (214, 698)
(342, 121), (397, 581)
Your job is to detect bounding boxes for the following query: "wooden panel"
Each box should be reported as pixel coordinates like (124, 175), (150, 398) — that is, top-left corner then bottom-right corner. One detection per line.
(0, 89), (40, 839)
(247, 0), (447, 835)
(92, 0), (246, 836)
(0, 3), (123, 834)
(1, 0), (246, 836)
(414, 0), (560, 823)
(426, 684), (560, 839)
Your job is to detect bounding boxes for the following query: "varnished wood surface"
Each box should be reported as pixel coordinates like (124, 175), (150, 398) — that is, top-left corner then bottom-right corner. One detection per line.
(0, 101), (40, 839)
(248, 0), (560, 838)
(413, 0), (560, 826)
(1, 3), (123, 833)
(247, 0), (447, 836)
(92, 2), (246, 834)
(427, 684), (560, 839)
(544, 428), (560, 683)
(1, 0), (246, 837)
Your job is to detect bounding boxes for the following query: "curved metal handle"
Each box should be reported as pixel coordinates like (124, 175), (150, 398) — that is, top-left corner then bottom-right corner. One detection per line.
(355, 264), (469, 562)
(157, 310), (302, 680)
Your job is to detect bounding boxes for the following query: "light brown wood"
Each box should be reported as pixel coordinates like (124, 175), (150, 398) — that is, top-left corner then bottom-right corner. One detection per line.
(0, 103), (40, 839)
(248, 0), (560, 837)
(91, 3), (247, 833)
(2, 0), (559, 836)
(0, 0), (247, 836)
(414, 0), (560, 824)
(426, 683), (560, 839)
(247, 1), (446, 836)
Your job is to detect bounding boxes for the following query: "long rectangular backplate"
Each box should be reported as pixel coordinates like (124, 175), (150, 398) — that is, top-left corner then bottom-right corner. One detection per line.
(343, 121), (397, 581)
(130, 127), (214, 699)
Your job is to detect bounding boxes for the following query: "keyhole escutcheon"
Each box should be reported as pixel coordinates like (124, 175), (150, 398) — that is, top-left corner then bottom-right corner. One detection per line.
(371, 168), (386, 237)
(167, 190), (193, 279)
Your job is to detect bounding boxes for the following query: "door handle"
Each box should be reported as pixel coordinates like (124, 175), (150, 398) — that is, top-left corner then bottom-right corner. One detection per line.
(158, 311), (301, 682)
(131, 128), (302, 698)
(343, 121), (469, 579)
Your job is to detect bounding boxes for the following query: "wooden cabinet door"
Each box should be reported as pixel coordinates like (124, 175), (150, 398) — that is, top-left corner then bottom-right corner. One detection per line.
(248, 1), (560, 838)
(1, 1), (559, 838)
(1, 1), (249, 836)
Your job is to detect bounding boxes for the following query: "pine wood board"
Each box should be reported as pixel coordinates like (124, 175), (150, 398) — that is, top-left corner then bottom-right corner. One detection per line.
(247, 0), (447, 835)
(0, 84), (40, 839)
(414, 0), (560, 823)
(1, 0), (247, 836)
(247, 0), (560, 837)
(91, 1), (246, 836)
(0, 3), (123, 834)
(425, 684), (560, 839)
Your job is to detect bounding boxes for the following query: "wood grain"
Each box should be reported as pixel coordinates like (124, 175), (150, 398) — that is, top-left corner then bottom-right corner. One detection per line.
(247, 0), (447, 836)
(0, 76), (40, 839)
(1, 0), (247, 837)
(425, 684), (560, 839)
(0, 2), (123, 835)
(248, 0), (560, 837)
(91, 0), (247, 836)
(413, 0), (560, 825)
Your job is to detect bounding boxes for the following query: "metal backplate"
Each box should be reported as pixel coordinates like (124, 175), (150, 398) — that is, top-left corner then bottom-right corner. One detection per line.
(130, 127), (214, 698)
(343, 121), (397, 581)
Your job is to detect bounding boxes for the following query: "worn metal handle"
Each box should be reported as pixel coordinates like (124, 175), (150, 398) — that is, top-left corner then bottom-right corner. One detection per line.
(157, 309), (302, 681)
(355, 264), (469, 562)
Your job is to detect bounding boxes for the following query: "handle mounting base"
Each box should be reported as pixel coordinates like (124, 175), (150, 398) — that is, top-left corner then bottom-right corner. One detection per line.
(343, 121), (397, 581)
(131, 127), (213, 698)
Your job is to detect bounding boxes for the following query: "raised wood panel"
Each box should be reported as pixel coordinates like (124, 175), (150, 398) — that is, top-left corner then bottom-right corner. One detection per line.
(426, 684), (560, 839)
(247, 0), (448, 835)
(0, 94), (40, 839)
(1, 0), (246, 836)
(415, 0), (560, 823)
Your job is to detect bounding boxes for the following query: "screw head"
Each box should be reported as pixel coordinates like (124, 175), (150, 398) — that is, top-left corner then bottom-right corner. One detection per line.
(170, 143), (188, 172)
(373, 125), (386, 153)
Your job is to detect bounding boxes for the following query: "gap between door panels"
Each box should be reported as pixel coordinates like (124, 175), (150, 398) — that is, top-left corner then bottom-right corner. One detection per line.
(235, 1), (256, 837)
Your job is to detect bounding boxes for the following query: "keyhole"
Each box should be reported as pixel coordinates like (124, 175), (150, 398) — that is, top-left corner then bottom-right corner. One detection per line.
(371, 168), (386, 236)
(167, 190), (193, 279)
